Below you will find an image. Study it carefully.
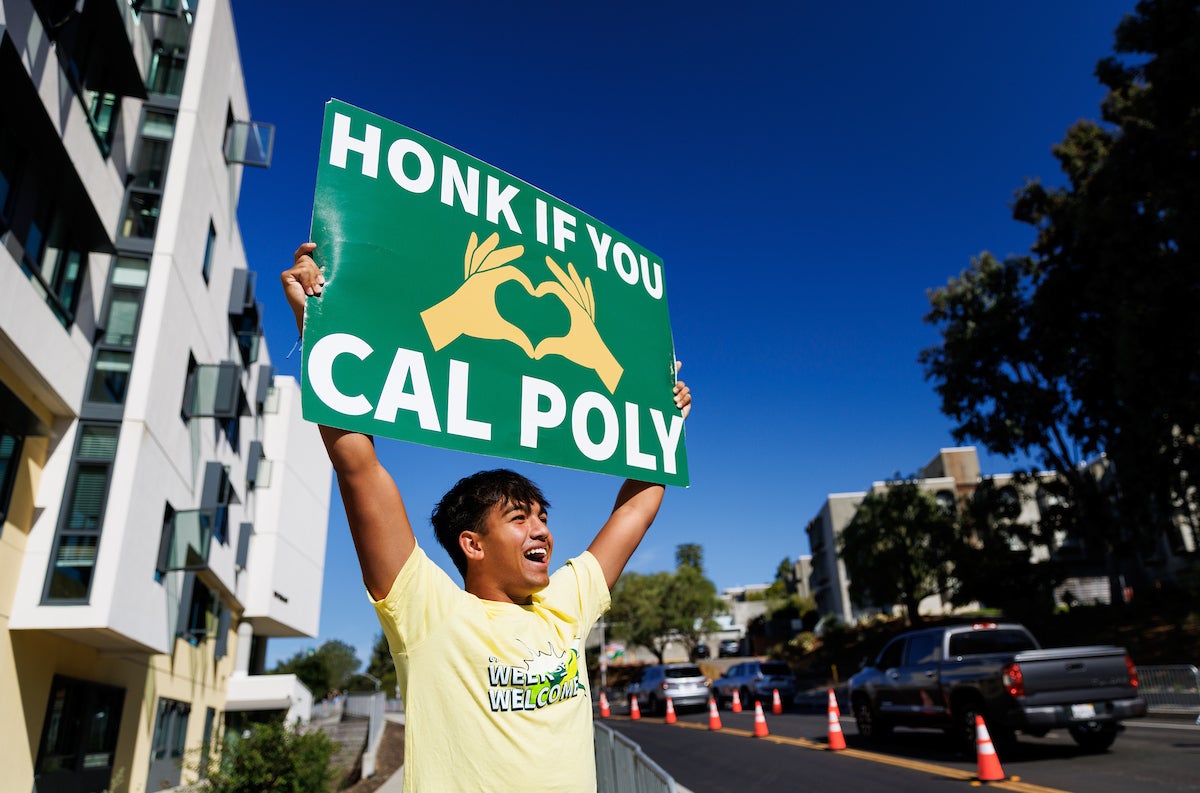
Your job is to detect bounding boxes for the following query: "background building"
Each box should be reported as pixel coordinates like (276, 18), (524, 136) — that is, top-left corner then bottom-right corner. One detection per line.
(802, 446), (1143, 625)
(0, 2), (332, 792)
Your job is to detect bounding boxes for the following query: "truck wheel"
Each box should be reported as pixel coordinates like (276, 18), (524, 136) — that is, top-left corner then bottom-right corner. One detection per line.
(1068, 722), (1117, 752)
(741, 687), (754, 708)
(951, 698), (984, 756)
(852, 697), (891, 742)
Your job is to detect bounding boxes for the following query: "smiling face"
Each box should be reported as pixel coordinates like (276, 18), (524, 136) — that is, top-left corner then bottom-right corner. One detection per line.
(462, 498), (554, 605)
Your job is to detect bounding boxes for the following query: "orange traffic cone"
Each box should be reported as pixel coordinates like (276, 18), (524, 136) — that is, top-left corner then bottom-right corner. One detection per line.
(707, 697), (723, 730)
(731, 689), (743, 713)
(772, 688), (783, 715)
(665, 697), (677, 724)
(630, 695), (641, 720)
(974, 715), (1006, 782)
(753, 701), (770, 737)
(599, 691), (610, 718)
(827, 688), (846, 751)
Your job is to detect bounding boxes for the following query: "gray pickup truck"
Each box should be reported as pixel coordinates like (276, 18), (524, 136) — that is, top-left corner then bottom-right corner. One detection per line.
(847, 621), (1146, 752)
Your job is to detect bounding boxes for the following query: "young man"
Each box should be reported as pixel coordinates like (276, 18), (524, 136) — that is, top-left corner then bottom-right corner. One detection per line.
(282, 243), (691, 792)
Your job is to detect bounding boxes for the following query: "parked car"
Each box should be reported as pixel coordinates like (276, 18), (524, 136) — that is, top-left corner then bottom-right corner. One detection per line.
(625, 663), (711, 715)
(847, 621), (1146, 753)
(692, 643), (711, 660)
(718, 639), (742, 657)
(713, 660), (797, 709)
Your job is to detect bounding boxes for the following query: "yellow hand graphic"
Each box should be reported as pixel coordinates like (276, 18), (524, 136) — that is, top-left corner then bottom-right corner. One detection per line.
(420, 232), (535, 356)
(534, 255), (623, 393)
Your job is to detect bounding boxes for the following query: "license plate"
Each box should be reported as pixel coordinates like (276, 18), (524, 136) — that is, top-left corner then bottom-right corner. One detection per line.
(1071, 703), (1096, 719)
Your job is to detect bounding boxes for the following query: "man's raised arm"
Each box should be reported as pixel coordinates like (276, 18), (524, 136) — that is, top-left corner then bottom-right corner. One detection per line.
(282, 243), (414, 600)
(587, 373), (691, 590)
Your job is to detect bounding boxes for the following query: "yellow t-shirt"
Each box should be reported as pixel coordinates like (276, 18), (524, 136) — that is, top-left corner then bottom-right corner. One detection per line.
(373, 544), (611, 792)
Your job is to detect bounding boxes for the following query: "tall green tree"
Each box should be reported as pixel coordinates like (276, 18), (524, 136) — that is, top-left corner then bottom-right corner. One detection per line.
(271, 640), (360, 700)
(608, 544), (721, 662)
(921, 0), (1200, 600)
(946, 477), (1058, 619)
(675, 543), (704, 571)
(608, 571), (673, 662)
(838, 482), (956, 625)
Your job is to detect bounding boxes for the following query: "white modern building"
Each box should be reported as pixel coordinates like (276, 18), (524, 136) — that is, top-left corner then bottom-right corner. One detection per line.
(0, 2), (332, 792)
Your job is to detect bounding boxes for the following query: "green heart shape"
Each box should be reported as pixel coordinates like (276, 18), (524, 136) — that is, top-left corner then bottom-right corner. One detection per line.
(495, 280), (572, 353)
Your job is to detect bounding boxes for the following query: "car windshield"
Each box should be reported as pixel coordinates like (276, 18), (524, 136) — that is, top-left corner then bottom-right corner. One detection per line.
(759, 663), (791, 676)
(665, 666), (703, 679)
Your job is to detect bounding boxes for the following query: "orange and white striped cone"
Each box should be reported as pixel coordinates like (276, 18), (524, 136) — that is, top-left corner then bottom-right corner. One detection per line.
(731, 689), (743, 713)
(629, 695), (641, 720)
(974, 715), (1006, 782)
(753, 701), (770, 738)
(599, 691), (610, 718)
(707, 697), (723, 730)
(772, 688), (783, 715)
(665, 697), (677, 724)
(827, 688), (846, 751)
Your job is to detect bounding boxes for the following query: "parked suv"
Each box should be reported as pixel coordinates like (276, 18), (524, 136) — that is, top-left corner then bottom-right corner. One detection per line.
(626, 663), (711, 715)
(713, 661), (797, 709)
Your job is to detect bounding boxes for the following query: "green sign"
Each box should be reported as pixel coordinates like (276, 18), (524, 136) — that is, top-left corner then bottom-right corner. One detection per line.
(303, 99), (688, 486)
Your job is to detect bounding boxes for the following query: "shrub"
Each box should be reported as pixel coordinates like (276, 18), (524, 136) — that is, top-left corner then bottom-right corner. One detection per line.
(203, 719), (335, 793)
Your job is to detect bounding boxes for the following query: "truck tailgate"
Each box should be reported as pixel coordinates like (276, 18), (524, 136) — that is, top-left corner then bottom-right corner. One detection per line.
(1013, 646), (1137, 705)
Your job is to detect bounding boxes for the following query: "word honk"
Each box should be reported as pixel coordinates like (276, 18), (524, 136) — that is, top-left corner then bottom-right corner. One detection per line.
(308, 334), (684, 475)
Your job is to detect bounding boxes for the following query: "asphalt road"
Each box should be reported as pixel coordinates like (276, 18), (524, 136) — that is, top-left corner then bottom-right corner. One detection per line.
(604, 704), (1200, 793)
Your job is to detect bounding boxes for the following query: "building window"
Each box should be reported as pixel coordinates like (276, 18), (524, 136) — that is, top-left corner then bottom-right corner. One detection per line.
(5, 180), (89, 325)
(83, 90), (121, 155)
(182, 579), (221, 645)
(148, 698), (189, 790)
(148, 39), (187, 97)
(121, 190), (161, 239)
(44, 424), (119, 602)
(202, 221), (216, 283)
(132, 135), (170, 189)
(121, 110), (176, 243)
(35, 676), (126, 792)
(200, 707), (217, 778)
(144, 5), (193, 97)
(84, 257), (150, 419)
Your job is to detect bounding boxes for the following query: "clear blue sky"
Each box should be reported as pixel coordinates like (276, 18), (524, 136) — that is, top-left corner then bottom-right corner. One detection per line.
(229, 1), (1136, 668)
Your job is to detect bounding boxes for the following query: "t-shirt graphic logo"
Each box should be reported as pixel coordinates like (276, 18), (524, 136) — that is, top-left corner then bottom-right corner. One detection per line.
(485, 643), (585, 713)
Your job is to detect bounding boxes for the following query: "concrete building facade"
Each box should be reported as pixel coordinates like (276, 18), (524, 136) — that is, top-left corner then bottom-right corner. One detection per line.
(0, 2), (332, 792)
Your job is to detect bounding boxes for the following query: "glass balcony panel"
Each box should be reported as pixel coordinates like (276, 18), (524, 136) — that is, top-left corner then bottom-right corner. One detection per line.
(224, 121), (274, 168)
(186, 363), (238, 419)
(164, 508), (214, 571)
(235, 331), (259, 365)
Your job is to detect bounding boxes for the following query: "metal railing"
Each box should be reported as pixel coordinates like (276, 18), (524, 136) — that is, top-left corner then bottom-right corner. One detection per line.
(1137, 664), (1200, 717)
(594, 722), (677, 793)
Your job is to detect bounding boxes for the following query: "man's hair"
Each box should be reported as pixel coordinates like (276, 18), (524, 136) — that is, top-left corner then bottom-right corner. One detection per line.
(431, 469), (550, 578)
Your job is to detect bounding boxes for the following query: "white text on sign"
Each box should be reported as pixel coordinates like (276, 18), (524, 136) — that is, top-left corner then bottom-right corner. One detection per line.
(308, 333), (684, 475)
